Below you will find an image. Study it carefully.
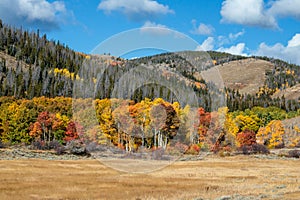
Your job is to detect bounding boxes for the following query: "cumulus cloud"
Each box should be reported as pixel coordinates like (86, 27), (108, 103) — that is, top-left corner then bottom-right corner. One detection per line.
(221, 0), (300, 28)
(98, 0), (174, 21)
(140, 21), (171, 35)
(191, 20), (214, 35)
(268, 0), (300, 19)
(217, 43), (247, 56)
(220, 0), (277, 28)
(196, 37), (215, 51)
(196, 34), (248, 56)
(0, 0), (67, 30)
(256, 33), (300, 65)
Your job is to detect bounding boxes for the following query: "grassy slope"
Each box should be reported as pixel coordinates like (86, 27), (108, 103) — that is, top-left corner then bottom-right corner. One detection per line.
(272, 83), (300, 100)
(0, 51), (29, 70)
(207, 58), (274, 95)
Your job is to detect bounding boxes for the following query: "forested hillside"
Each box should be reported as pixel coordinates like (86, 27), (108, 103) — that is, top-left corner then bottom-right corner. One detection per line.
(0, 19), (84, 98)
(0, 20), (299, 112)
(0, 20), (300, 155)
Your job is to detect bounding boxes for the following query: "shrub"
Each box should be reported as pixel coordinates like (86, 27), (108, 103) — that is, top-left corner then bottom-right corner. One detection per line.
(31, 139), (64, 154)
(238, 144), (269, 155)
(211, 143), (221, 153)
(32, 139), (46, 150)
(66, 140), (88, 155)
(48, 140), (61, 150)
(85, 142), (98, 153)
(237, 129), (256, 147)
(185, 144), (200, 155)
(174, 142), (189, 153)
(219, 150), (231, 157)
(288, 150), (300, 158)
(55, 146), (66, 155)
(152, 147), (165, 160)
(251, 144), (269, 154)
(240, 145), (251, 155)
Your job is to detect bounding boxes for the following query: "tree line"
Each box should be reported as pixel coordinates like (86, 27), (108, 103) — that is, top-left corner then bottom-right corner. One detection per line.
(0, 96), (299, 154)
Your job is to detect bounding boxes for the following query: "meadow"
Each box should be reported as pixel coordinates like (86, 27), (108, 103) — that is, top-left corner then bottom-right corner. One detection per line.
(0, 156), (299, 199)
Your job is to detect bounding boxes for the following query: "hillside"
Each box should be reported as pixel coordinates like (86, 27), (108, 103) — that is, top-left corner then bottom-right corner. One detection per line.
(0, 22), (299, 112)
(0, 22), (300, 159)
(210, 58), (273, 95)
(272, 83), (300, 100)
(0, 51), (29, 71)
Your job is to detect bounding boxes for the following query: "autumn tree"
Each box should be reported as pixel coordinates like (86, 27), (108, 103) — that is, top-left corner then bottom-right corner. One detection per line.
(257, 120), (285, 148)
(95, 98), (118, 145)
(196, 107), (211, 145)
(236, 129), (256, 147)
(29, 111), (67, 142)
(64, 121), (84, 142)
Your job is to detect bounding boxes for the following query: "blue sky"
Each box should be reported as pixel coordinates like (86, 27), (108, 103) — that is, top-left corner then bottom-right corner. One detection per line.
(0, 0), (300, 64)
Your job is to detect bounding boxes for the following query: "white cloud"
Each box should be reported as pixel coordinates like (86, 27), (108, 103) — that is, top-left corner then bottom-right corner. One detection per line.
(140, 21), (171, 35)
(221, 0), (300, 28)
(229, 30), (245, 40)
(217, 43), (247, 56)
(288, 34), (300, 47)
(268, 0), (300, 19)
(220, 0), (277, 28)
(195, 33), (247, 56)
(0, 0), (67, 30)
(191, 20), (214, 35)
(141, 21), (168, 29)
(98, 0), (174, 21)
(196, 37), (215, 51)
(218, 30), (245, 46)
(256, 33), (300, 65)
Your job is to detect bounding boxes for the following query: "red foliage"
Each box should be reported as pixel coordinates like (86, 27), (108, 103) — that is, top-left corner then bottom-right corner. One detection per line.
(197, 107), (211, 143)
(237, 129), (257, 147)
(222, 145), (232, 152)
(64, 121), (84, 142)
(190, 144), (200, 152)
(185, 144), (200, 155)
(37, 111), (54, 128)
(29, 111), (55, 140)
(211, 143), (221, 153)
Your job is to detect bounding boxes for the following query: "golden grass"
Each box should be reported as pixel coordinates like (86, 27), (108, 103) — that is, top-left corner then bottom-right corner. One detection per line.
(216, 58), (273, 95)
(0, 156), (299, 199)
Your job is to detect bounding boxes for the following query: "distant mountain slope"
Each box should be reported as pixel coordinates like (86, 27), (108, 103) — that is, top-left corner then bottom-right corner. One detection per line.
(0, 51), (29, 71)
(0, 20), (299, 112)
(210, 58), (273, 95)
(272, 83), (300, 100)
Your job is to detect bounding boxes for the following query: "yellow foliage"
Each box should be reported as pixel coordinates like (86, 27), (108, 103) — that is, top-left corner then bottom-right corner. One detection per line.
(55, 113), (69, 127)
(93, 78), (97, 84)
(52, 68), (76, 80)
(257, 120), (285, 148)
(172, 102), (180, 114)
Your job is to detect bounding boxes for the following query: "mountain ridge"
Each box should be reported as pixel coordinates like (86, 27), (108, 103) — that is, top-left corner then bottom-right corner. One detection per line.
(0, 21), (299, 112)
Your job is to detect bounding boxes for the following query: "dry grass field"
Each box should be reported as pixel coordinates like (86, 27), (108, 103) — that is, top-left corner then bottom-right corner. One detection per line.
(0, 156), (299, 200)
(209, 58), (274, 95)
